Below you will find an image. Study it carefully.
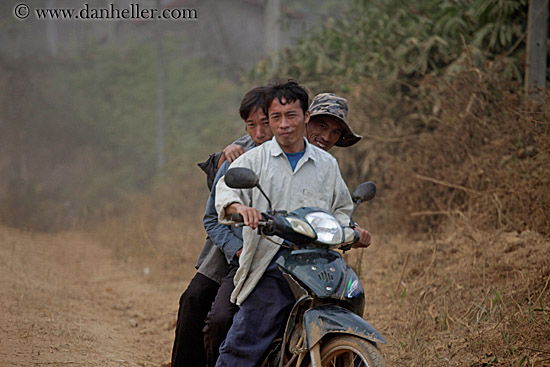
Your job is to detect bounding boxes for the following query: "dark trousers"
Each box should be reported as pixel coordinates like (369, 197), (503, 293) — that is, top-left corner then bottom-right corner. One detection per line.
(203, 263), (239, 367)
(215, 249), (295, 367)
(171, 273), (220, 367)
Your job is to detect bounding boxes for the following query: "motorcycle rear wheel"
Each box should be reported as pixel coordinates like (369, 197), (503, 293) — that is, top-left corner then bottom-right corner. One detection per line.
(319, 336), (385, 367)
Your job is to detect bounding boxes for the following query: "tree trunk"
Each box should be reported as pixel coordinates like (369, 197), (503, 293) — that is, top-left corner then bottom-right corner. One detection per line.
(525, 0), (549, 103)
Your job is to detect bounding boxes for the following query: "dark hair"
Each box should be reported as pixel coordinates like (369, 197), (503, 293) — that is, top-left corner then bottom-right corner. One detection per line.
(239, 86), (268, 120)
(264, 80), (309, 115)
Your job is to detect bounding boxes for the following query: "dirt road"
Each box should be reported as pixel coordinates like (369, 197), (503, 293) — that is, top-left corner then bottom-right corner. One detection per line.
(0, 227), (181, 367)
(1, 224), (549, 366)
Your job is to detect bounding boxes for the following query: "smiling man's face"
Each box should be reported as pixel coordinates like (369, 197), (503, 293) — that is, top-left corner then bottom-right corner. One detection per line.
(305, 115), (343, 151)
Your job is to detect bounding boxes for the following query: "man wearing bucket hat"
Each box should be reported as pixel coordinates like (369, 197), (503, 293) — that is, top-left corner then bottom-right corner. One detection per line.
(306, 92), (362, 150)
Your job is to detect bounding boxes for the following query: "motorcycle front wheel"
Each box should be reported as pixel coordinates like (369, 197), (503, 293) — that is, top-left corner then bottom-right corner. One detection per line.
(319, 336), (385, 367)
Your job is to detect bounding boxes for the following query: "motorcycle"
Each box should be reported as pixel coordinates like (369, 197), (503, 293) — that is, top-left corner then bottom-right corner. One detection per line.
(224, 167), (386, 367)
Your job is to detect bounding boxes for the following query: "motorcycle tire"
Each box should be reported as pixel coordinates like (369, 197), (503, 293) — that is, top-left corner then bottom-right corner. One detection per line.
(319, 336), (385, 367)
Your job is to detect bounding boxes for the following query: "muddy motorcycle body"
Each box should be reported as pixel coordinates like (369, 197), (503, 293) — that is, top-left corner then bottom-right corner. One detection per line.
(261, 240), (386, 366)
(224, 167), (386, 367)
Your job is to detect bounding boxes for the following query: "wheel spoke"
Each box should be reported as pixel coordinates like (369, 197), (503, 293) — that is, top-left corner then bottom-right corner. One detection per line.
(343, 352), (353, 367)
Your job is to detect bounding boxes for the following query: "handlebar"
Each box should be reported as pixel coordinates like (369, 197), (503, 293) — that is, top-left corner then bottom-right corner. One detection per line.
(230, 212), (271, 229)
(228, 211), (360, 251)
(231, 213), (244, 223)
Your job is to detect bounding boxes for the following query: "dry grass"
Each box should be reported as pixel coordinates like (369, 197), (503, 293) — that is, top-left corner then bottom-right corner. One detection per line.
(362, 224), (550, 366)
(333, 62), (550, 238)
(92, 173), (209, 282)
(396, 70), (550, 236)
(330, 60), (550, 366)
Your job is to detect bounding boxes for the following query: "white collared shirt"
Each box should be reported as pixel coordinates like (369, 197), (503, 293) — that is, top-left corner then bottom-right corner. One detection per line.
(215, 137), (353, 305)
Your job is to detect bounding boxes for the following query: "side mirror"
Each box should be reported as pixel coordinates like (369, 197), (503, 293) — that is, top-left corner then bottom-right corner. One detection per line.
(225, 167), (259, 189)
(349, 181), (376, 228)
(223, 167), (273, 212)
(352, 181), (376, 203)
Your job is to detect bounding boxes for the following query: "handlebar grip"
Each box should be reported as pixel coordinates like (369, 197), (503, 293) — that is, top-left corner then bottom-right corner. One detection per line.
(339, 227), (361, 251)
(231, 213), (244, 223)
(353, 229), (361, 243)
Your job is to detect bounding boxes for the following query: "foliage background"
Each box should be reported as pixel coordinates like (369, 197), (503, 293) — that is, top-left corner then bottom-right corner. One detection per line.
(251, 0), (549, 236)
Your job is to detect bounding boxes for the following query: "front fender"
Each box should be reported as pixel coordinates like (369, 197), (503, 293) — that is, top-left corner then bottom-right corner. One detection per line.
(303, 305), (386, 348)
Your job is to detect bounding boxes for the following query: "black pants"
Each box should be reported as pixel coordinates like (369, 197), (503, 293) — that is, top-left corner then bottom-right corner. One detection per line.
(203, 264), (239, 367)
(171, 273), (220, 367)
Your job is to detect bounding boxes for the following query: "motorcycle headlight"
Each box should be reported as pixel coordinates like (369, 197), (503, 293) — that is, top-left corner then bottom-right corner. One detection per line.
(285, 217), (316, 239)
(305, 211), (343, 245)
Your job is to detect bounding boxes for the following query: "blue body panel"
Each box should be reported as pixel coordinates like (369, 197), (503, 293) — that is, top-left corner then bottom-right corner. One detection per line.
(276, 248), (365, 314)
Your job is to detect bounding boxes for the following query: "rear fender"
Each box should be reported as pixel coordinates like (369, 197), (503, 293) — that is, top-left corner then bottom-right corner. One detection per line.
(303, 304), (386, 348)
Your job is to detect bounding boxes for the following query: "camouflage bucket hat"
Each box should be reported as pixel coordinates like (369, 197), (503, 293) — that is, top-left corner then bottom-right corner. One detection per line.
(308, 93), (362, 147)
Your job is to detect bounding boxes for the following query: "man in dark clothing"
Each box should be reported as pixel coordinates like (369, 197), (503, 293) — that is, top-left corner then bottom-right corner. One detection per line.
(170, 86), (272, 367)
